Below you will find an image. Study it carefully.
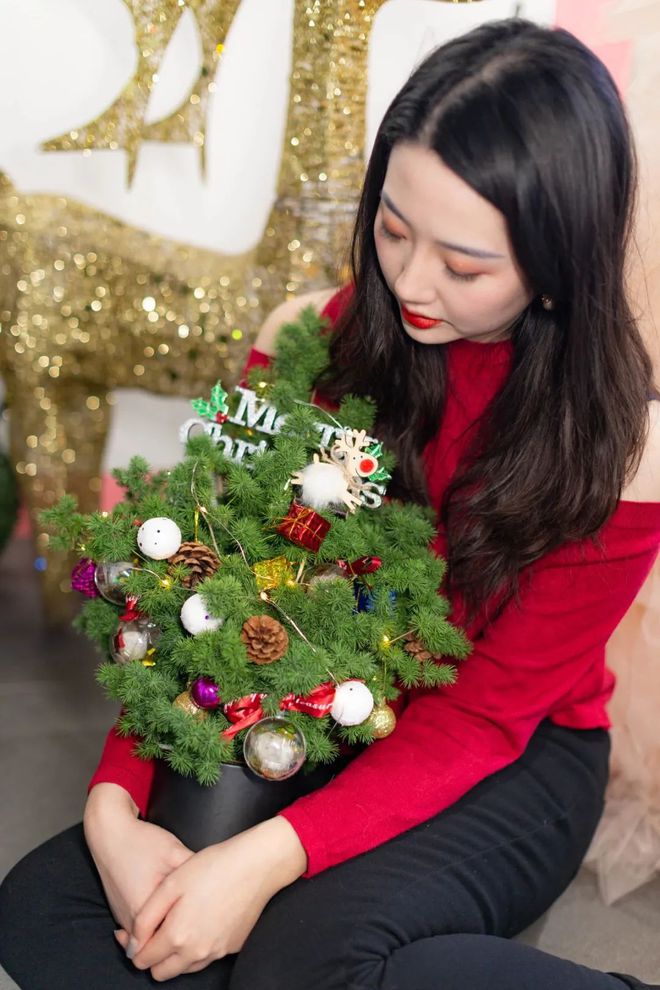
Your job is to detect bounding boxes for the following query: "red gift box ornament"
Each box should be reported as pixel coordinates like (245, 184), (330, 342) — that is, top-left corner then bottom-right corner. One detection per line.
(276, 501), (331, 552)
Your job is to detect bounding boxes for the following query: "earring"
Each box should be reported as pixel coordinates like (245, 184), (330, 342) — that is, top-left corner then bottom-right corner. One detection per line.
(541, 294), (555, 311)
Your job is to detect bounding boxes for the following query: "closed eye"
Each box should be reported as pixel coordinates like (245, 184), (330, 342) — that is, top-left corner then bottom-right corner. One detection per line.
(378, 220), (480, 282)
(378, 220), (403, 243)
(445, 267), (479, 283)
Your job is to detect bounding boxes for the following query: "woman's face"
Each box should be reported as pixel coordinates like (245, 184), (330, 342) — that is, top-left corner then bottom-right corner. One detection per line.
(374, 142), (534, 345)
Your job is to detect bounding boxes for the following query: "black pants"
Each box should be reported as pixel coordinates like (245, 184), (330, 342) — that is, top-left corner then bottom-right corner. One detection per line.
(0, 720), (642, 989)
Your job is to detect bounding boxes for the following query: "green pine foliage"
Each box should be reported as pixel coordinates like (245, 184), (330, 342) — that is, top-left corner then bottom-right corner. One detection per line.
(41, 307), (471, 785)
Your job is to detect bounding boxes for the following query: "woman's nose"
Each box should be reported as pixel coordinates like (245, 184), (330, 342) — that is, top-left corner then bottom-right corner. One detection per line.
(393, 247), (436, 306)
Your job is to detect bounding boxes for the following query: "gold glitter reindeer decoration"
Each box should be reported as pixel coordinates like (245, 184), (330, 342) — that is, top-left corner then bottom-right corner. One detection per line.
(42, 0), (240, 185)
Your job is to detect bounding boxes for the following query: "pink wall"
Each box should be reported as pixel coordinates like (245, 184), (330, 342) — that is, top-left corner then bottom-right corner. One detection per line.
(555, 0), (632, 94)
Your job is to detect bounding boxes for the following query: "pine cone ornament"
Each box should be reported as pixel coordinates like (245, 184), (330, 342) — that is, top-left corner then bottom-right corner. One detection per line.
(403, 631), (441, 662)
(241, 615), (289, 664)
(168, 541), (220, 588)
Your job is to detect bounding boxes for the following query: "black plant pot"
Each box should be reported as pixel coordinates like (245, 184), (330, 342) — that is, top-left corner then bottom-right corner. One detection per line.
(147, 759), (346, 851)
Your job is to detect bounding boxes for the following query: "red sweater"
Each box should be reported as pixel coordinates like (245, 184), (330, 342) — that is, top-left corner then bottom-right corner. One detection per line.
(89, 286), (660, 877)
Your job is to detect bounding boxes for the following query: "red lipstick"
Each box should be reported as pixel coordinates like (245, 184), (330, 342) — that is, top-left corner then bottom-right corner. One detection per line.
(401, 305), (443, 330)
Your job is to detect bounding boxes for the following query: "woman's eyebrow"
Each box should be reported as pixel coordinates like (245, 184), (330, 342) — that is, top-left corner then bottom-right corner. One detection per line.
(380, 190), (504, 260)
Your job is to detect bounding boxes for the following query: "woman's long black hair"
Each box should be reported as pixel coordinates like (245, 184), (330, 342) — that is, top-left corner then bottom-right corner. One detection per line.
(319, 18), (655, 621)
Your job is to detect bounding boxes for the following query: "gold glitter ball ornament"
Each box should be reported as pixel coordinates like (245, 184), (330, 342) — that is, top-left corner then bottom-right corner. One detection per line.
(253, 556), (294, 592)
(365, 703), (397, 739)
(172, 690), (207, 720)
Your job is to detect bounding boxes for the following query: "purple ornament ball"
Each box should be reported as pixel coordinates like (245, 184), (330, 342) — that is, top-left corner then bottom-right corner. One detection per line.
(190, 676), (222, 710)
(71, 558), (99, 598)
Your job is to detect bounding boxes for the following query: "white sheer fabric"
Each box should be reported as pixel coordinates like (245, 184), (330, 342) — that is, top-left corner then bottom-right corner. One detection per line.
(582, 0), (660, 905)
(586, 558), (660, 903)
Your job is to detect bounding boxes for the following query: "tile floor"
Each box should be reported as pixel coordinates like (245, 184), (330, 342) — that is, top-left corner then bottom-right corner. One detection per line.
(1, 535), (659, 989)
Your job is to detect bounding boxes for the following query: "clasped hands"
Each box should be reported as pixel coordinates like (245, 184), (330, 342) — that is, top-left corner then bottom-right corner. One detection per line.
(84, 787), (307, 983)
(116, 817), (305, 982)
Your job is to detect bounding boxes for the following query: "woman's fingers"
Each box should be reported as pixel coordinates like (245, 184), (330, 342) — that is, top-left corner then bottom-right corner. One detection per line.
(131, 899), (186, 970)
(135, 880), (178, 939)
(150, 952), (211, 982)
(113, 929), (130, 950)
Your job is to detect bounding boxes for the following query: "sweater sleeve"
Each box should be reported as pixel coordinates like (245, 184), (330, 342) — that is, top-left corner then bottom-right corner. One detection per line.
(87, 723), (155, 816)
(279, 501), (660, 876)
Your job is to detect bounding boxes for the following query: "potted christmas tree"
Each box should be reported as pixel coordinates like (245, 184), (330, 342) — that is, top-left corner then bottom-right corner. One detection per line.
(41, 308), (470, 849)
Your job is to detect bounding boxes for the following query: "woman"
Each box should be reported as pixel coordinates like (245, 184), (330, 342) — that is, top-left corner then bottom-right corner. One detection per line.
(2, 17), (660, 989)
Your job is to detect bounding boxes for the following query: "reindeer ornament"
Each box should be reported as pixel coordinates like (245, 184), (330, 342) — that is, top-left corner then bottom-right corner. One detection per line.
(289, 429), (387, 514)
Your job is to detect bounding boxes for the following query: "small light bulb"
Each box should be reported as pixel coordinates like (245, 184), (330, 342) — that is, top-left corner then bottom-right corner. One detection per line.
(160, 577), (171, 589)
(381, 635), (391, 648)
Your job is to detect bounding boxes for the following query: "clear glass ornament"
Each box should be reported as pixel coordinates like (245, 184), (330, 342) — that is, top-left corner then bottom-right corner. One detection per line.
(94, 561), (134, 605)
(110, 616), (159, 664)
(306, 563), (348, 588)
(243, 717), (306, 781)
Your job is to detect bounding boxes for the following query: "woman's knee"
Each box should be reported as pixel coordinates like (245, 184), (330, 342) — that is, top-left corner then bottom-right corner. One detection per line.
(0, 825), (93, 978)
(229, 873), (394, 990)
(380, 932), (619, 990)
(0, 846), (45, 976)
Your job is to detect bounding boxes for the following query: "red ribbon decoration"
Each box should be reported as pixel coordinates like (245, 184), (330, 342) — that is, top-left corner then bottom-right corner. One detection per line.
(221, 682), (336, 739)
(280, 681), (336, 717)
(120, 595), (145, 623)
(222, 693), (267, 739)
(337, 556), (382, 577)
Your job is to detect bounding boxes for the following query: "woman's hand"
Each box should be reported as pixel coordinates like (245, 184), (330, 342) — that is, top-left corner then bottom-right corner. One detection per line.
(117, 816), (307, 982)
(84, 783), (194, 935)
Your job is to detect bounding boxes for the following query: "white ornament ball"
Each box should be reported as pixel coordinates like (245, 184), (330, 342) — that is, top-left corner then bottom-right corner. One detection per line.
(180, 593), (224, 636)
(298, 461), (349, 511)
(330, 680), (375, 726)
(137, 516), (182, 560)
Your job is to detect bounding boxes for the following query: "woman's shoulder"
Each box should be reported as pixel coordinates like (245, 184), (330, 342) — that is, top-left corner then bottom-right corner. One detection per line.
(254, 286), (341, 356)
(620, 400), (660, 504)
